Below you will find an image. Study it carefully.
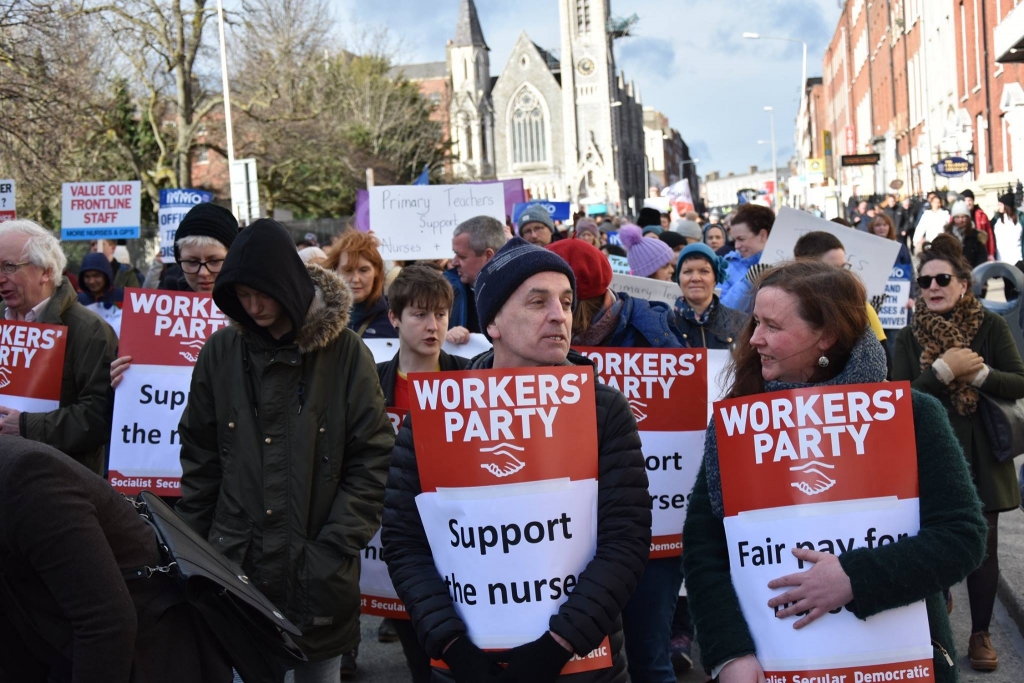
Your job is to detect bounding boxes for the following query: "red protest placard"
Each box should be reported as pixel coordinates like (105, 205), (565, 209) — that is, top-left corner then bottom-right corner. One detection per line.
(409, 367), (598, 492)
(118, 288), (229, 366)
(715, 382), (918, 517)
(0, 320), (67, 404)
(576, 348), (708, 432)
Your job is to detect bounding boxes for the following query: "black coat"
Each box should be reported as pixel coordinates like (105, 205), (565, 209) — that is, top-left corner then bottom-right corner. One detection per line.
(376, 350), (470, 405)
(0, 436), (231, 683)
(380, 351), (651, 683)
(956, 229), (989, 268)
(673, 297), (747, 350)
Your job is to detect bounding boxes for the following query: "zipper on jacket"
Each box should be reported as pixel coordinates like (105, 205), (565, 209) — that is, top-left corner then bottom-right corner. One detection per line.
(297, 380), (305, 414)
(700, 327), (707, 348)
(932, 639), (954, 667)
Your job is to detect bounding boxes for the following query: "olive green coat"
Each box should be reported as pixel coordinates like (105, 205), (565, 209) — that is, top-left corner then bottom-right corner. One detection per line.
(0, 277), (117, 475)
(175, 265), (395, 659)
(893, 310), (1024, 512)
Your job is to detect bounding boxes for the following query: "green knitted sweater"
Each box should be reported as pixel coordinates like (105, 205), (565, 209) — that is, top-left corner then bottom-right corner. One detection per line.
(682, 391), (987, 683)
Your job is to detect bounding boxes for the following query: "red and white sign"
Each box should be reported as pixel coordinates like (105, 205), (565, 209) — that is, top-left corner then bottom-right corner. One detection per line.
(715, 382), (934, 681)
(360, 407), (410, 619)
(578, 348), (707, 558)
(0, 320), (66, 413)
(60, 181), (142, 240)
(0, 179), (15, 222)
(108, 289), (229, 494)
(410, 367), (611, 674)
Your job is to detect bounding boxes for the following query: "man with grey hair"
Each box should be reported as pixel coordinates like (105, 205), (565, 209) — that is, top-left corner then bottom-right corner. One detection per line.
(0, 220), (118, 474)
(444, 215), (508, 344)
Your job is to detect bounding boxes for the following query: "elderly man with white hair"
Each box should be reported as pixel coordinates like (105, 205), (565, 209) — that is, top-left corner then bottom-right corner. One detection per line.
(0, 220), (117, 475)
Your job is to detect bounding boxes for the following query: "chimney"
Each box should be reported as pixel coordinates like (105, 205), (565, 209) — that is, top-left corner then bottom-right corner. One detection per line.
(749, 165), (758, 175)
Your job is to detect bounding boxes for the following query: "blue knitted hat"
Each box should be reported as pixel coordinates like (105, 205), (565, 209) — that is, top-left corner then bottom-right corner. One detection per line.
(475, 237), (577, 338)
(673, 242), (729, 284)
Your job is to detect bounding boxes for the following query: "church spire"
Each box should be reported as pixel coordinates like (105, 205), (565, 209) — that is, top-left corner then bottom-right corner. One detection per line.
(453, 0), (488, 49)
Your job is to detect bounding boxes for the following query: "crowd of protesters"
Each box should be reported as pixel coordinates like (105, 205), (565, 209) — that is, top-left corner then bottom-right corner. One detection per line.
(0, 181), (1020, 683)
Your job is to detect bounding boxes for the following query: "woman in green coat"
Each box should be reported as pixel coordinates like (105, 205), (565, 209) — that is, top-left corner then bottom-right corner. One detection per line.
(893, 234), (1024, 672)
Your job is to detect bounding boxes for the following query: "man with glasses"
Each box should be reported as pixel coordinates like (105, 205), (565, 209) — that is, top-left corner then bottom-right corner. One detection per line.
(111, 203), (238, 388)
(0, 220), (118, 475)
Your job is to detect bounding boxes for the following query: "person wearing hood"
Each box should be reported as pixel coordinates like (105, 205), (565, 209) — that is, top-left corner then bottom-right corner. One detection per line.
(324, 230), (398, 339)
(671, 243), (745, 350)
(382, 237), (651, 683)
(175, 218), (395, 681)
(77, 252), (124, 337)
(703, 224), (727, 252)
(112, 202), (238, 389)
(719, 204), (775, 314)
(91, 239), (140, 290)
(620, 225), (676, 282)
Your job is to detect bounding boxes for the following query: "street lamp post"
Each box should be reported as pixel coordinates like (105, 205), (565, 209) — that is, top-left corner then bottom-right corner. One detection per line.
(765, 106), (779, 211)
(215, 0), (238, 214)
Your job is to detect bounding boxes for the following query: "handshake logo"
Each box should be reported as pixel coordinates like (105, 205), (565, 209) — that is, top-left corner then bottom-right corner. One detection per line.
(789, 461), (837, 496)
(479, 443), (526, 478)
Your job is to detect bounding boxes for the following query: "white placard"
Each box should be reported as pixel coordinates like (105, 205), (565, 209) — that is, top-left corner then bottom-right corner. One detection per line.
(760, 207), (901, 300)
(363, 334), (493, 365)
(0, 179), (15, 222)
(610, 273), (680, 307)
(61, 181), (142, 240)
(608, 254), (630, 274)
(369, 184), (506, 260)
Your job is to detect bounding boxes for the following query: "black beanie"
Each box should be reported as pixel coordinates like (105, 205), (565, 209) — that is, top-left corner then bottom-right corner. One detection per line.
(174, 202), (239, 261)
(474, 237), (577, 340)
(213, 218), (315, 339)
(999, 192), (1017, 210)
(637, 207), (663, 228)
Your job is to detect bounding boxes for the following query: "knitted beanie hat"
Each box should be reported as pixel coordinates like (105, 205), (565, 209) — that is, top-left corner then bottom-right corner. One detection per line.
(637, 206), (662, 229)
(517, 205), (555, 235)
(671, 219), (703, 241)
(950, 200), (970, 218)
(673, 242), (729, 284)
(475, 237), (577, 338)
(174, 203), (239, 261)
(620, 224), (675, 278)
(547, 238), (612, 300)
(574, 218), (600, 240)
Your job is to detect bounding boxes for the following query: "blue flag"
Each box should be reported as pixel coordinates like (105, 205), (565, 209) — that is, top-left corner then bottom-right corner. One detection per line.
(413, 164), (430, 185)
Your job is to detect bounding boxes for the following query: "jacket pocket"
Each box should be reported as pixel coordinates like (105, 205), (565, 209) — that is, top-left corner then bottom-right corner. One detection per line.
(315, 414), (342, 481)
(209, 508), (254, 568)
(216, 408), (239, 471)
(297, 541), (360, 631)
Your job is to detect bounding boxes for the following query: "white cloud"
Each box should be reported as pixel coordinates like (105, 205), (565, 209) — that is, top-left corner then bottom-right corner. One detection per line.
(336, 0), (841, 177)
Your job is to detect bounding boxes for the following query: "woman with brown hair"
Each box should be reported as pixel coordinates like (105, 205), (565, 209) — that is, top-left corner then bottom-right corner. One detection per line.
(324, 230), (398, 339)
(683, 260), (987, 683)
(867, 212), (912, 266)
(892, 234), (1024, 671)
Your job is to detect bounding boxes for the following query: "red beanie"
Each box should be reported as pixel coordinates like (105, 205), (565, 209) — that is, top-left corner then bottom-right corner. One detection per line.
(547, 238), (612, 300)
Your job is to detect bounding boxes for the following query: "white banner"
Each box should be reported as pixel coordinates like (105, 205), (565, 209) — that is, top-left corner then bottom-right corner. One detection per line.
(370, 184), (506, 260)
(610, 273), (679, 307)
(61, 181), (142, 240)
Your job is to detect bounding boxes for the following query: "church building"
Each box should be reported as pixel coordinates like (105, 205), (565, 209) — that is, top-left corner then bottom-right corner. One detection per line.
(394, 0), (647, 217)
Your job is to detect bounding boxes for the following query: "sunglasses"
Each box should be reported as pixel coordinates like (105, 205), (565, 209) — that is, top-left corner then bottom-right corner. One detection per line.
(916, 274), (954, 288)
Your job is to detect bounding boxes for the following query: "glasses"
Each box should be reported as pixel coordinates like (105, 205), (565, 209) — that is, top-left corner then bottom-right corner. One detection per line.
(0, 261), (31, 275)
(916, 274), (954, 289)
(179, 258), (225, 275)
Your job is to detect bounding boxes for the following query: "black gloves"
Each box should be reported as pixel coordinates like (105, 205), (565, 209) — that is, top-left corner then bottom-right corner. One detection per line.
(495, 632), (574, 682)
(443, 636), (503, 683)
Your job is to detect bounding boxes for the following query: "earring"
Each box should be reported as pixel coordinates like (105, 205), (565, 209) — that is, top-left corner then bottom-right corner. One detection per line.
(818, 355), (830, 368)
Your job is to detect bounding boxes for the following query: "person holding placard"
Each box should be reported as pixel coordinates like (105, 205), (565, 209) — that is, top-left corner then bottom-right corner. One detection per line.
(0, 220), (118, 475)
(719, 204), (775, 314)
(445, 216), (508, 343)
(671, 243), (744, 350)
(382, 237), (651, 683)
(175, 218), (395, 682)
(325, 230), (398, 339)
(893, 235), (1024, 671)
(683, 260), (987, 683)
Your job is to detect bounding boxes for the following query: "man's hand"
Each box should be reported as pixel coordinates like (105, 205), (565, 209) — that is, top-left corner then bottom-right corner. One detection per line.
(767, 548), (853, 629)
(446, 327), (471, 345)
(0, 406), (21, 436)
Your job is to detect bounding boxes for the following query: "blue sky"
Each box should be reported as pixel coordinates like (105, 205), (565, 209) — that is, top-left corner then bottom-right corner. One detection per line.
(336, 0), (842, 177)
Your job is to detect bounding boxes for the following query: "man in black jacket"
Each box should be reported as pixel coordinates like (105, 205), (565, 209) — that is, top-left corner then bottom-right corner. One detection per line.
(381, 238), (651, 683)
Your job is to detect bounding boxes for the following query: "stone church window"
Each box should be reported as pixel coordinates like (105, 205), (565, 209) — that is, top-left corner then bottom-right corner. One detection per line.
(576, 0), (591, 34)
(511, 89), (547, 165)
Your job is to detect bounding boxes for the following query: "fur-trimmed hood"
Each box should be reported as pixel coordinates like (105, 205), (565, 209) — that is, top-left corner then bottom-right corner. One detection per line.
(226, 263), (352, 354)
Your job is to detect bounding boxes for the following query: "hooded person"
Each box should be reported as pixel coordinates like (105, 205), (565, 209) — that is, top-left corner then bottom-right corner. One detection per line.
(620, 224), (676, 281)
(381, 237), (652, 683)
(175, 218), (395, 681)
(77, 252), (124, 336)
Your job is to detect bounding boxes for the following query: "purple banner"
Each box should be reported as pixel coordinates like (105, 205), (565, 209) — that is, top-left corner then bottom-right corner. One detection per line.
(354, 189), (370, 232)
(470, 178), (525, 218)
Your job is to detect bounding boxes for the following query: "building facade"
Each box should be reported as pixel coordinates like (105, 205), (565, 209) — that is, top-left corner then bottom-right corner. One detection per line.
(394, 0), (647, 215)
(643, 107), (699, 206)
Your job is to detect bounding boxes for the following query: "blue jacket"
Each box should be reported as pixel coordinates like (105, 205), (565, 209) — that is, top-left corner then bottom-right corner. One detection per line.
(348, 296), (398, 339)
(444, 268), (471, 330)
(76, 253), (123, 308)
(719, 251), (762, 313)
(604, 292), (683, 348)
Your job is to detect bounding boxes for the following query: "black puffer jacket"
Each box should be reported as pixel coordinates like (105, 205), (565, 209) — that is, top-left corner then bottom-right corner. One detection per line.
(381, 350), (651, 683)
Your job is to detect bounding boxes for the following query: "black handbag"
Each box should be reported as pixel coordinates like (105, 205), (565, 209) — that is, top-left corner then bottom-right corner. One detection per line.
(130, 491), (306, 683)
(977, 392), (1024, 462)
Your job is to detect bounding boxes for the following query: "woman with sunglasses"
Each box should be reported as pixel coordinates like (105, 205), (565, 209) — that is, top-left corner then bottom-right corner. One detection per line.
(892, 234), (1024, 672)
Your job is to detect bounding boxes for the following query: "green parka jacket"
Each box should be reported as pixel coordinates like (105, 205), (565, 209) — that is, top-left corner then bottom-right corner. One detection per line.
(0, 277), (117, 475)
(175, 263), (395, 659)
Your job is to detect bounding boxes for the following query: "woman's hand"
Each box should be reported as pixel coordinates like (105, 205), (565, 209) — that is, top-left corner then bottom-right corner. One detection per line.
(940, 348), (985, 379)
(719, 655), (767, 683)
(110, 355), (132, 389)
(767, 548), (853, 629)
